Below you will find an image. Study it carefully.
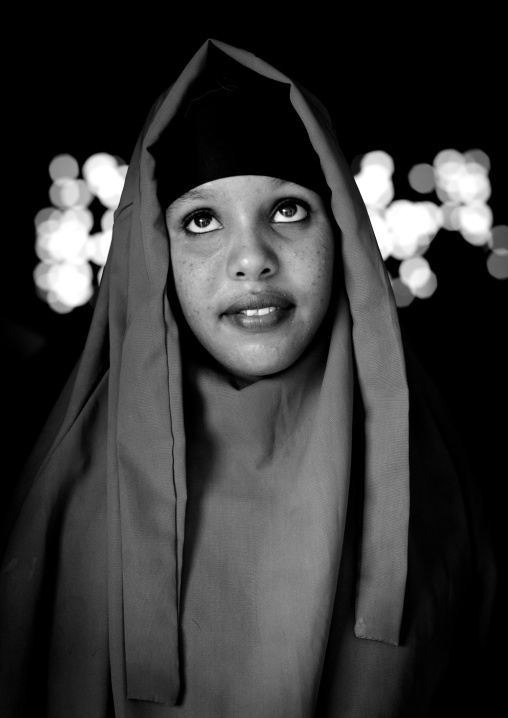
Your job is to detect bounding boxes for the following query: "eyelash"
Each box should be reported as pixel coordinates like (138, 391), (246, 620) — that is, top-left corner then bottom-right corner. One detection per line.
(181, 207), (218, 235)
(273, 198), (311, 223)
(180, 197), (312, 236)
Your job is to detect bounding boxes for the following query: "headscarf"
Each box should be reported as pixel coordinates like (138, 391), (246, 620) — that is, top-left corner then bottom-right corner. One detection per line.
(151, 43), (330, 208)
(1, 39), (411, 709)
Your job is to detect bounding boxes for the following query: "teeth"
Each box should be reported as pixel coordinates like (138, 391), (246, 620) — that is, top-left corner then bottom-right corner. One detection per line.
(241, 306), (277, 316)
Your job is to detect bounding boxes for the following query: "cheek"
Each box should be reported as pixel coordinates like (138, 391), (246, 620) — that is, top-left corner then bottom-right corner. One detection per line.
(170, 250), (221, 333)
(172, 254), (194, 299)
(170, 257), (201, 329)
(297, 235), (335, 315)
(313, 242), (334, 291)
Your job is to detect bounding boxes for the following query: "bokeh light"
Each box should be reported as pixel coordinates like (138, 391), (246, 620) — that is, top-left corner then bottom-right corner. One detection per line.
(100, 209), (115, 231)
(464, 148), (491, 173)
(354, 151), (394, 209)
(351, 146), (502, 307)
(490, 225), (508, 252)
(399, 257), (431, 290)
(83, 153), (127, 208)
(86, 230), (113, 266)
(34, 145), (503, 313)
(457, 203), (492, 245)
(48, 154), (79, 181)
(384, 200), (441, 259)
(34, 153), (128, 312)
(412, 271), (438, 298)
(486, 249), (508, 280)
(408, 163), (435, 194)
(48, 178), (92, 209)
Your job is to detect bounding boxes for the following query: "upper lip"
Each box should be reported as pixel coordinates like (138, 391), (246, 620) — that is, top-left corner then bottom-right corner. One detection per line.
(222, 291), (295, 315)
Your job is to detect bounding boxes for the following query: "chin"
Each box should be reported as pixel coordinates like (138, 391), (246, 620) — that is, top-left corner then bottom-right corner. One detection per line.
(219, 347), (301, 383)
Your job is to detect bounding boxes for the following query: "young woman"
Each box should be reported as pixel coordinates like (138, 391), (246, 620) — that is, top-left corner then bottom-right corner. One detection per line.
(0, 40), (494, 717)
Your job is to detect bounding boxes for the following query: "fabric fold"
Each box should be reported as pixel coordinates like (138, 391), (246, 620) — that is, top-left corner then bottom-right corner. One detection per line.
(103, 37), (410, 703)
(2, 39), (409, 709)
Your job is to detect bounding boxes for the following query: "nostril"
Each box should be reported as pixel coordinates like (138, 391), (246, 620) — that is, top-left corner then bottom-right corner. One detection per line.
(229, 250), (277, 280)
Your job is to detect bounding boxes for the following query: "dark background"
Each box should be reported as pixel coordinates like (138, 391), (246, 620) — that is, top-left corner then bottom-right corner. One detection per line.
(2, 9), (505, 714)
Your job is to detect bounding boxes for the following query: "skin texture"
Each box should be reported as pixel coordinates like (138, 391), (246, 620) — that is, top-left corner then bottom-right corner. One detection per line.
(166, 175), (335, 383)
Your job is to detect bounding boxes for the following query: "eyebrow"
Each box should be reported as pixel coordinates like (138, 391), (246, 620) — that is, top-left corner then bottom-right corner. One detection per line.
(166, 177), (298, 216)
(166, 187), (214, 215)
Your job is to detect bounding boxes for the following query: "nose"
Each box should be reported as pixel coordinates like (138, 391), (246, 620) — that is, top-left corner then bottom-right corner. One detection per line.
(226, 226), (279, 281)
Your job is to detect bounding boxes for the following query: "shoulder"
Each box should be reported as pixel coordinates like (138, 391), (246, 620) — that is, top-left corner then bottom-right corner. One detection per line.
(1, 366), (110, 557)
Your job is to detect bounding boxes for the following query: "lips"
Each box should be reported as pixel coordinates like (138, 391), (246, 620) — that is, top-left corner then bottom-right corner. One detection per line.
(222, 291), (294, 316)
(221, 291), (295, 331)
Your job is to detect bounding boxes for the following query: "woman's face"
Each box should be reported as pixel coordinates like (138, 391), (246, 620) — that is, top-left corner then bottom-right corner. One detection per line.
(166, 175), (335, 382)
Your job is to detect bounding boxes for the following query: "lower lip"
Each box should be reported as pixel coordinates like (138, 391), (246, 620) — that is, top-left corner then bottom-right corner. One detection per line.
(222, 307), (294, 332)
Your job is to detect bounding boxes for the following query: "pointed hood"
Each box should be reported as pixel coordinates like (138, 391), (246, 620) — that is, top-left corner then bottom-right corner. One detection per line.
(10, 40), (409, 706)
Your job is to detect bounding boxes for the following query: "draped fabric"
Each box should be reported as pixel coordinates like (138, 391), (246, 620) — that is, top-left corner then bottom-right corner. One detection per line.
(0, 39), (494, 717)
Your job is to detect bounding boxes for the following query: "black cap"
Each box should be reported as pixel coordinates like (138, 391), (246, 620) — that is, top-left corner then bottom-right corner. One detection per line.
(151, 44), (330, 209)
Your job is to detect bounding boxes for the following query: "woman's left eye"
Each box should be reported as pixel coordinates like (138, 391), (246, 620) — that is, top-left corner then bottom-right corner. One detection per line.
(272, 201), (309, 223)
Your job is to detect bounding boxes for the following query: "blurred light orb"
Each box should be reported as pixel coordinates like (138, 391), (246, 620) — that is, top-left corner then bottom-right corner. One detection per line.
(412, 201), (442, 244)
(384, 200), (439, 259)
(434, 149), (464, 172)
(100, 209), (115, 232)
(384, 201), (419, 258)
(94, 165), (125, 208)
(435, 184), (452, 205)
(34, 207), (60, 228)
(433, 149), (491, 204)
(458, 202), (493, 245)
(49, 178), (92, 209)
(35, 152), (129, 313)
(37, 216), (63, 239)
(82, 153), (126, 207)
(434, 149), (465, 202)
(413, 271), (438, 298)
(47, 293), (75, 314)
(46, 262), (93, 308)
(49, 180), (68, 208)
(70, 207), (94, 232)
(62, 178), (92, 208)
(486, 248), (508, 279)
(33, 262), (53, 291)
(420, 201), (443, 235)
(355, 164), (394, 209)
(86, 230), (112, 266)
(49, 153), (79, 181)
(82, 153), (117, 189)
(35, 237), (53, 262)
(408, 163), (435, 194)
(455, 163), (491, 203)
(361, 150), (395, 175)
(464, 148), (491, 173)
(440, 203), (462, 231)
(399, 256), (431, 291)
(490, 225), (508, 252)
(44, 211), (90, 263)
(59, 179), (81, 207)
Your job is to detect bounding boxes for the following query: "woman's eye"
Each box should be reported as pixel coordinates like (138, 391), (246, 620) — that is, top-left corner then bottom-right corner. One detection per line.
(272, 201), (309, 223)
(184, 211), (223, 234)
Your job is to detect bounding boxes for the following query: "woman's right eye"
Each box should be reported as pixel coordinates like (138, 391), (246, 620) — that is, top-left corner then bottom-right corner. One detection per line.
(184, 211), (223, 234)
